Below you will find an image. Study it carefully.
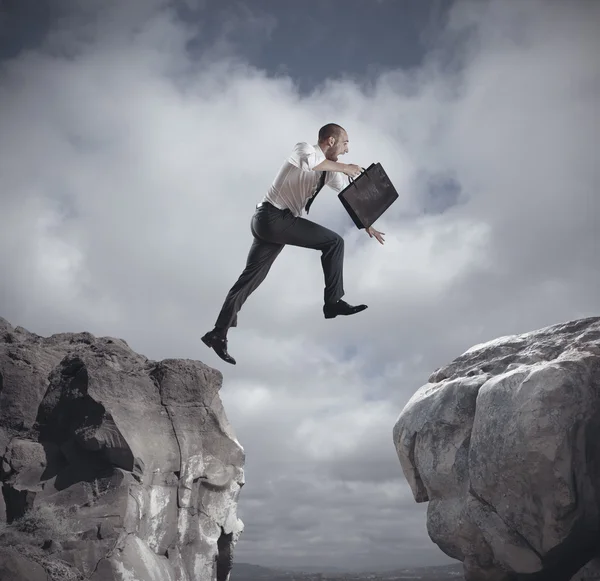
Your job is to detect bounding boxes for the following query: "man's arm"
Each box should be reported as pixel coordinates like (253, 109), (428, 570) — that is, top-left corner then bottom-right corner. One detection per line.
(314, 159), (363, 178)
(291, 142), (362, 177)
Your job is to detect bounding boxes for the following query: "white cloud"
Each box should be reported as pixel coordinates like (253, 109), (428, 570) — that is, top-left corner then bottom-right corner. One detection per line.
(0, 0), (598, 571)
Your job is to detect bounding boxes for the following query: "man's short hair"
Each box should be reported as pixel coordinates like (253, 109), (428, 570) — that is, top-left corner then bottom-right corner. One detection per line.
(318, 123), (345, 143)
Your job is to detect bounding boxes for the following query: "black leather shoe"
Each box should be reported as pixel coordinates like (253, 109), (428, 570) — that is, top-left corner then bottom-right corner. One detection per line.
(201, 330), (236, 365)
(323, 299), (368, 319)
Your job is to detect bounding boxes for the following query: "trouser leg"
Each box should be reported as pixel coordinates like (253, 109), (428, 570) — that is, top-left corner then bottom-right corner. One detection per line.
(251, 204), (345, 305)
(214, 230), (283, 333)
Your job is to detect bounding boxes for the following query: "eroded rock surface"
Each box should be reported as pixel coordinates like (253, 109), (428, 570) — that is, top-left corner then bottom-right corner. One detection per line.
(0, 316), (244, 581)
(394, 317), (600, 581)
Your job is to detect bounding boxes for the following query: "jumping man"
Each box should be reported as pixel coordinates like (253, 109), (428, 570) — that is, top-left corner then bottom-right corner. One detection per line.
(202, 123), (385, 365)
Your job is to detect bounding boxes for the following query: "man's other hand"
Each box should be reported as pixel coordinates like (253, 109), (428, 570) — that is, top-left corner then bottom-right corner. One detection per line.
(366, 226), (385, 244)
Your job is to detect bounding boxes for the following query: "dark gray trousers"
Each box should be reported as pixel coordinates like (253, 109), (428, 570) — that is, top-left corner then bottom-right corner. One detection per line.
(215, 201), (345, 332)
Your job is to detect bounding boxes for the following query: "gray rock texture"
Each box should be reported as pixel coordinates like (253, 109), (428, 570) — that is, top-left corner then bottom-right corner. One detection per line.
(0, 316), (244, 581)
(394, 317), (600, 581)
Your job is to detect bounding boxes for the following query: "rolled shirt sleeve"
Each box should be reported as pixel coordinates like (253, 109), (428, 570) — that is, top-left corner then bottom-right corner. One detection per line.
(288, 142), (324, 171)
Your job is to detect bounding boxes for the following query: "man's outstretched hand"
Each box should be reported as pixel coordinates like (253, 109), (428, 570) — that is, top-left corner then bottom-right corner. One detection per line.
(366, 226), (385, 244)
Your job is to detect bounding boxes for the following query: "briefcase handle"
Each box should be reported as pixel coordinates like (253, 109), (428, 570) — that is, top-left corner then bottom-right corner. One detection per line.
(348, 167), (369, 185)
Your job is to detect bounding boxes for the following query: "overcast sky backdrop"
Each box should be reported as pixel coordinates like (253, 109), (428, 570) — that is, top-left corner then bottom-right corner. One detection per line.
(1, 0), (599, 572)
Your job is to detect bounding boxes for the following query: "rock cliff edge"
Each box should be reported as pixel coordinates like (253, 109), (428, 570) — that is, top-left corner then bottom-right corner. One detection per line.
(394, 317), (600, 581)
(0, 316), (244, 581)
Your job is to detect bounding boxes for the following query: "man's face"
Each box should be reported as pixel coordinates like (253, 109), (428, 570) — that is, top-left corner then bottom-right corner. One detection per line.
(326, 131), (349, 161)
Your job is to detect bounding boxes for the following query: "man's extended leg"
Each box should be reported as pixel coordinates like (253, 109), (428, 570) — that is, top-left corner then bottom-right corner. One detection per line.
(215, 235), (284, 331)
(202, 233), (283, 364)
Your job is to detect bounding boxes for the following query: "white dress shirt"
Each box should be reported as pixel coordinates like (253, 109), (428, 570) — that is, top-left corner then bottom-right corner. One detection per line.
(261, 142), (350, 217)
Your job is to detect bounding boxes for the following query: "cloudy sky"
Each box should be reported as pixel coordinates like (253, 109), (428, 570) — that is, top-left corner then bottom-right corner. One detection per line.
(1, 0), (599, 572)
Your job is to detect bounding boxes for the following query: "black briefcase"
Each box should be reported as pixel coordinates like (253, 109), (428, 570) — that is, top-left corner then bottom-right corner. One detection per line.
(338, 162), (399, 229)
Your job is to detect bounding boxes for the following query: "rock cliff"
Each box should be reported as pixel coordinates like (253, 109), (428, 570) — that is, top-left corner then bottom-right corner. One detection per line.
(0, 316), (244, 581)
(394, 317), (600, 581)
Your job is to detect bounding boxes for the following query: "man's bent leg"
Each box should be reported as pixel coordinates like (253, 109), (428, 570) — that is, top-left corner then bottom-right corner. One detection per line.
(252, 212), (367, 318)
(255, 214), (345, 305)
(214, 235), (284, 333)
